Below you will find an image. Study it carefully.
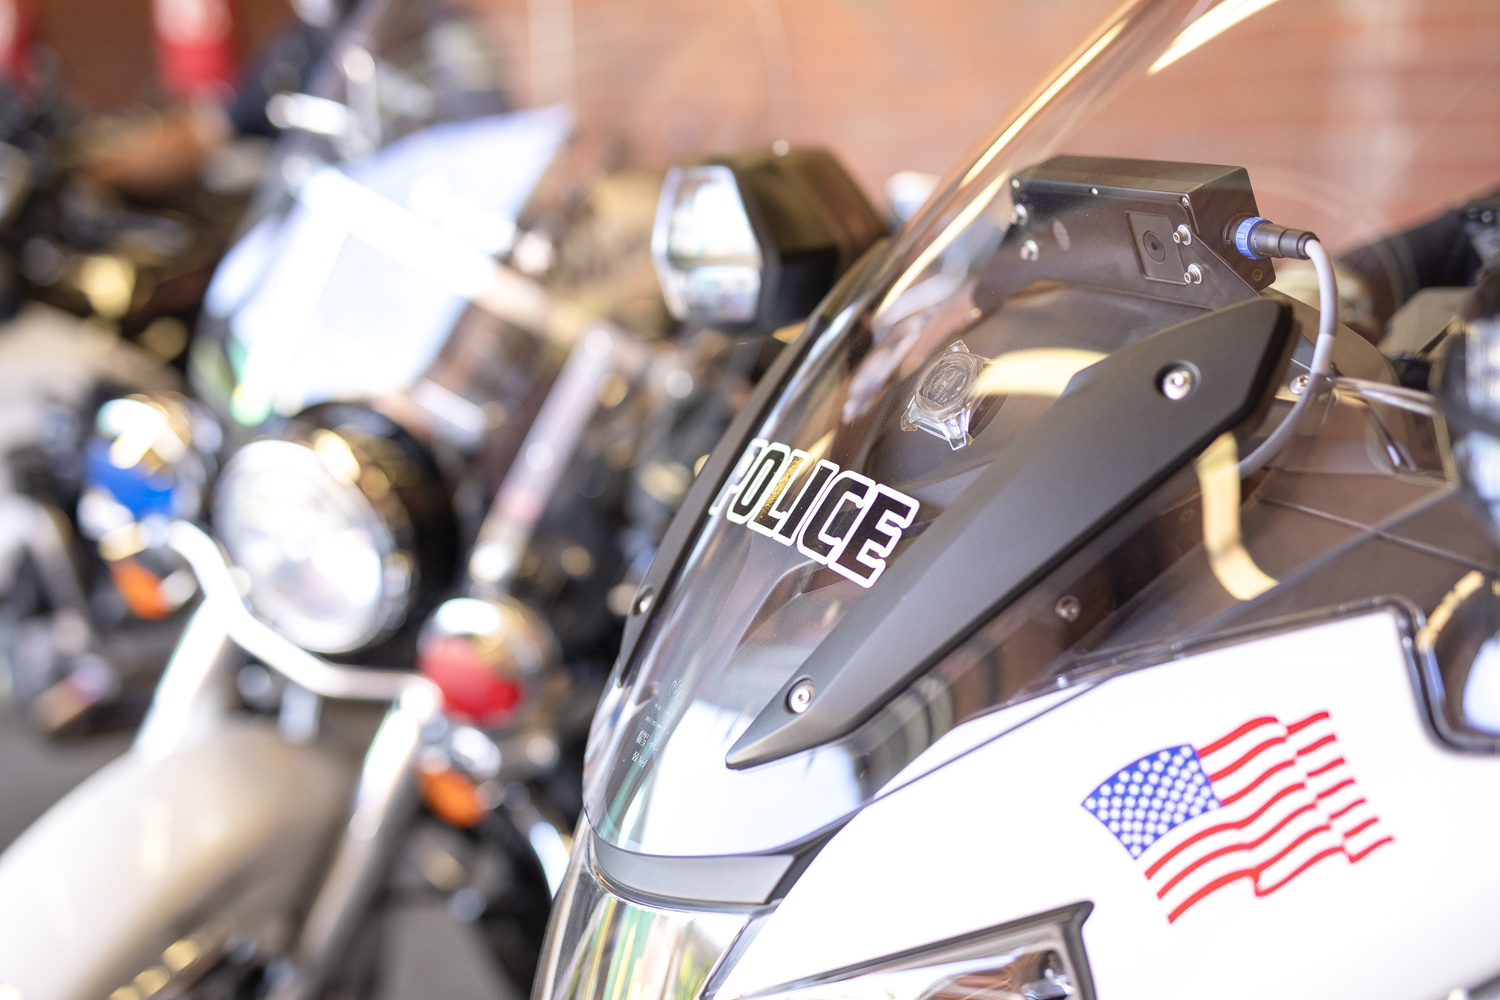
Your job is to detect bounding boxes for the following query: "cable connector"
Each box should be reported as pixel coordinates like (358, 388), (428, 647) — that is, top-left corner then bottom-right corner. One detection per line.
(1232, 216), (1319, 260)
(1237, 237), (1337, 477)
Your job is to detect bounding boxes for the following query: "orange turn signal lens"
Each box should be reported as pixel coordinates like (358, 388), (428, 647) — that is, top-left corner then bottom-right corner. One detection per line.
(108, 557), (173, 620)
(419, 765), (487, 829)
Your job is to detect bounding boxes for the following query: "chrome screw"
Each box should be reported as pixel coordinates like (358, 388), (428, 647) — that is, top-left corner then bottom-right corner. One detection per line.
(1055, 595), (1081, 622)
(1288, 373), (1310, 396)
(1010, 204), (1030, 227)
(1020, 239), (1040, 262)
(787, 678), (815, 714)
(632, 586), (655, 615)
(1183, 263), (1203, 285)
(1172, 224), (1193, 246)
(1161, 365), (1196, 400)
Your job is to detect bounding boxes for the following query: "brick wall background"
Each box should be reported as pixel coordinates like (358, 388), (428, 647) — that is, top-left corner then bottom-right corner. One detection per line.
(471, 0), (1122, 205)
(474, 0), (1500, 248)
(34, 0), (1500, 248)
(34, 0), (293, 109)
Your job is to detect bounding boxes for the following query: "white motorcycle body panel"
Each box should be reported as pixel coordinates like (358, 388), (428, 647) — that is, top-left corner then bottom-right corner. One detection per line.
(720, 609), (1500, 1000)
(0, 722), (353, 1000)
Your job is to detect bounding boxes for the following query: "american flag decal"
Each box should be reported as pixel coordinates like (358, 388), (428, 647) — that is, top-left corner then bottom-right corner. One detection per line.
(1082, 712), (1394, 923)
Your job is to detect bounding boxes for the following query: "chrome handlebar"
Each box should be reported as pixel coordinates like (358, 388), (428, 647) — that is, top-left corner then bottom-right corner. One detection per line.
(133, 521), (441, 999)
(164, 520), (440, 710)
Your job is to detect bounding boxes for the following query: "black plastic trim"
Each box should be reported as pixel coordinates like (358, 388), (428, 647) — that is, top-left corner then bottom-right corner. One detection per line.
(590, 832), (795, 907)
(728, 298), (1296, 768)
(719, 147), (889, 331)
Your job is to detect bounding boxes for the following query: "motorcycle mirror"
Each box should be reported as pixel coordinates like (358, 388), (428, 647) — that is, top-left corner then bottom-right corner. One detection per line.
(651, 146), (886, 333)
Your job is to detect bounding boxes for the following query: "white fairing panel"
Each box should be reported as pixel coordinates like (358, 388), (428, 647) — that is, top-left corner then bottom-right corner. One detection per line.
(0, 723), (352, 1000)
(720, 609), (1500, 1000)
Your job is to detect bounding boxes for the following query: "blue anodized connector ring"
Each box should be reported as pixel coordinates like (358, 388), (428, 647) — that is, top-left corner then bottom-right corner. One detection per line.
(1234, 215), (1269, 259)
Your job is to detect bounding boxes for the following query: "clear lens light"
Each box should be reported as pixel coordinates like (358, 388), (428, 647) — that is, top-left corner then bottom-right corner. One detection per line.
(535, 840), (747, 1000)
(726, 907), (1091, 1000)
(215, 439), (404, 652)
(652, 165), (764, 323)
(667, 169), (760, 261)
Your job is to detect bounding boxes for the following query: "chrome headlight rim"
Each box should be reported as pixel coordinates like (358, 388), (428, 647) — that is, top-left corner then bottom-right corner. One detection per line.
(214, 401), (459, 656)
(725, 903), (1095, 1000)
(214, 436), (407, 654)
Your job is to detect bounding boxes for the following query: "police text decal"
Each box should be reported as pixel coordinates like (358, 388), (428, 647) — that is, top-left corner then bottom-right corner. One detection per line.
(710, 438), (919, 588)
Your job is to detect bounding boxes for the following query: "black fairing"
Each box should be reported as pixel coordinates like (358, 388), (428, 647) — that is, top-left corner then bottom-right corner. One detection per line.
(713, 147), (888, 333)
(727, 298), (1295, 767)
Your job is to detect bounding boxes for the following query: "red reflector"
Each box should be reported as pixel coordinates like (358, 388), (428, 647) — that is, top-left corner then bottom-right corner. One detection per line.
(419, 635), (523, 726)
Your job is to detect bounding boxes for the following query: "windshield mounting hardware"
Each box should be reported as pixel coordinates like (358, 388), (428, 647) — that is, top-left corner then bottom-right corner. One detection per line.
(901, 340), (990, 449)
(993, 156), (1276, 311)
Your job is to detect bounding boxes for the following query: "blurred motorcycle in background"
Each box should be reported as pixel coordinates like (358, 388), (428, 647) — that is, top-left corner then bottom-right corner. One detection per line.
(0, 0), (886, 996)
(0, 31), (268, 738)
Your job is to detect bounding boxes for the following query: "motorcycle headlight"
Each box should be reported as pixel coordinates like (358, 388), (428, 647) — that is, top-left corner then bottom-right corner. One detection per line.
(718, 907), (1094, 1000)
(534, 831), (1094, 1000)
(534, 837), (750, 1000)
(214, 405), (456, 654)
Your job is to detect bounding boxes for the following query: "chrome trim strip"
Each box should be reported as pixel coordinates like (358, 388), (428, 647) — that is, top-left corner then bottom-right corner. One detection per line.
(159, 520), (443, 994)
(271, 702), (426, 1000)
(1330, 375), (1438, 416)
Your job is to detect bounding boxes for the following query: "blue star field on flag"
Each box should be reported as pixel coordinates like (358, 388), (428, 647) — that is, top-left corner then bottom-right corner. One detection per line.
(1081, 744), (1222, 858)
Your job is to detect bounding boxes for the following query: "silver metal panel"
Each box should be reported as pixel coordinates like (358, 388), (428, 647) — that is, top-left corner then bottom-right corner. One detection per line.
(0, 723), (353, 1000)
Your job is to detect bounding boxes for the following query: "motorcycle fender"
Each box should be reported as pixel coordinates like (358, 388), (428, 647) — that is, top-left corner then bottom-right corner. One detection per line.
(0, 722), (354, 1000)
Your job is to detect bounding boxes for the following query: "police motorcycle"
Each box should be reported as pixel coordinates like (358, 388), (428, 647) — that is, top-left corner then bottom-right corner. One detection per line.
(533, 3), (1500, 1000)
(0, 3), (886, 995)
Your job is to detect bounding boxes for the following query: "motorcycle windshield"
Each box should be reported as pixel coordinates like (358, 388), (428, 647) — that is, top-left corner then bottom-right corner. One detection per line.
(196, 0), (570, 432)
(581, 0), (1493, 858)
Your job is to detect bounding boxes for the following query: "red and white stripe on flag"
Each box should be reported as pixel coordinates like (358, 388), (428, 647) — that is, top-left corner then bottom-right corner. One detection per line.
(1142, 712), (1393, 922)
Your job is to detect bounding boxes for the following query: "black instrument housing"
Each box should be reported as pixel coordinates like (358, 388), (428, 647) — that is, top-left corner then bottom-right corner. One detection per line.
(707, 146), (887, 332)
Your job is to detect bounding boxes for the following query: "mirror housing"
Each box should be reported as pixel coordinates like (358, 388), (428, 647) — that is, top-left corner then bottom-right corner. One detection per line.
(651, 146), (886, 333)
